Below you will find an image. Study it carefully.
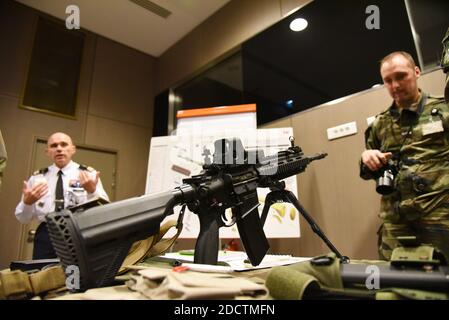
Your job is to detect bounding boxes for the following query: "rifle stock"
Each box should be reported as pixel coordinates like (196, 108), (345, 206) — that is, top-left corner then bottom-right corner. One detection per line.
(46, 190), (176, 291)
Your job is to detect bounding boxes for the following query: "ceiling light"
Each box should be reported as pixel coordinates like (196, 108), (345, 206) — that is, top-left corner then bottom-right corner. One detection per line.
(285, 100), (294, 109)
(289, 18), (308, 32)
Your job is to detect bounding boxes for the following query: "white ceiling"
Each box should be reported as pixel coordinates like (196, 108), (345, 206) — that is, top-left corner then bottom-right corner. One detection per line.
(15, 0), (231, 57)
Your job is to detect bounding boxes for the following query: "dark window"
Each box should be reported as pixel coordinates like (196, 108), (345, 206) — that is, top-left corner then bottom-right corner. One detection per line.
(171, 52), (244, 128)
(241, 0), (416, 125)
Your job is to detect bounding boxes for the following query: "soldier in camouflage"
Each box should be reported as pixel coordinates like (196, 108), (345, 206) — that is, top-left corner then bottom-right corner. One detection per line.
(360, 51), (449, 262)
(442, 27), (449, 102)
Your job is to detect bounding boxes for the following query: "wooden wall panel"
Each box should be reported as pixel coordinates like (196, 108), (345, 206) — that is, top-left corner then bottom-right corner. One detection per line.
(89, 37), (155, 129)
(84, 115), (152, 201)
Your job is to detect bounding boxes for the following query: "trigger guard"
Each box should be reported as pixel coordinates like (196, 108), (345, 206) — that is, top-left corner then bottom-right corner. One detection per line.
(220, 212), (236, 227)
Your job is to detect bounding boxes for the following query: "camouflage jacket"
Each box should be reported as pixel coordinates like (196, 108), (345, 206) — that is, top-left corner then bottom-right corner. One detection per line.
(442, 27), (449, 102)
(361, 93), (449, 222)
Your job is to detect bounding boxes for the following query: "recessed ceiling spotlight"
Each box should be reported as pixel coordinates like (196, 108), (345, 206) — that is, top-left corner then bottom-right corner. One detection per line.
(289, 18), (308, 32)
(285, 100), (294, 109)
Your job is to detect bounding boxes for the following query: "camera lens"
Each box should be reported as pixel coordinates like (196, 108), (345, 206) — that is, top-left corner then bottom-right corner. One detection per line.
(376, 169), (395, 195)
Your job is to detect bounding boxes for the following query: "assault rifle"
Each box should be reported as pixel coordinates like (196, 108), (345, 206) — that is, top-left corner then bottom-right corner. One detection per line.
(46, 137), (341, 291)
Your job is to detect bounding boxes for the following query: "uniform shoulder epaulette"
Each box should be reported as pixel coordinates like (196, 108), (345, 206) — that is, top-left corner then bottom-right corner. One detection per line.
(79, 164), (95, 172)
(33, 167), (49, 175)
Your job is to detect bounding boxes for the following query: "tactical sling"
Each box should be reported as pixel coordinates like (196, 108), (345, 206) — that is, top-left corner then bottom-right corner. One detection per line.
(0, 265), (66, 299)
(118, 219), (183, 274)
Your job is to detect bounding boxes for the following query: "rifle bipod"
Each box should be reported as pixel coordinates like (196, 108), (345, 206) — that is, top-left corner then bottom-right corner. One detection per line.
(260, 181), (350, 263)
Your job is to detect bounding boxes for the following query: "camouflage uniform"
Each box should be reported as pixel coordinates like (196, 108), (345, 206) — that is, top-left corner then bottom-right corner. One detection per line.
(360, 92), (449, 262)
(442, 27), (449, 102)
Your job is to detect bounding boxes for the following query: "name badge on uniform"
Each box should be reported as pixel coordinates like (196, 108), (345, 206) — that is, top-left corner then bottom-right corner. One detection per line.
(69, 179), (81, 188)
(422, 120), (444, 136)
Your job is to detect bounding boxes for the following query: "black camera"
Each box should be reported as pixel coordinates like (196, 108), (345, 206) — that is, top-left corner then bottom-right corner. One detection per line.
(376, 159), (398, 195)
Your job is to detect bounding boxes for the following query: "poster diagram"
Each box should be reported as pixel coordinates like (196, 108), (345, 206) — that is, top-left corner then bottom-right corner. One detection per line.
(145, 128), (301, 239)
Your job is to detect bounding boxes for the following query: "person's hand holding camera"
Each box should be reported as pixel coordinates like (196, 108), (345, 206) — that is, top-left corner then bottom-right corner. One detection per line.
(362, 150), (393, 172)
